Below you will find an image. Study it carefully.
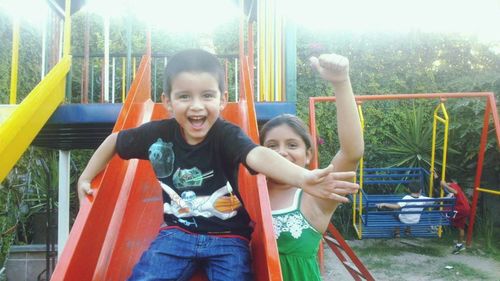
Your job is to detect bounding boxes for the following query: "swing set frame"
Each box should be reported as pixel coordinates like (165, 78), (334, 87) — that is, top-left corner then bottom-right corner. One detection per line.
(308, 92), (500, 245)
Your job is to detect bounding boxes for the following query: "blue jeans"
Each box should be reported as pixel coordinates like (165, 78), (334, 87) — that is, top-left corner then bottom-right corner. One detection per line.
(128, 228), (253, 281)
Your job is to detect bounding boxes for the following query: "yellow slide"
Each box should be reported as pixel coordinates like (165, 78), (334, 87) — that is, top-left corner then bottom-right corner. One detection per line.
(0, 105), (17, 123)
(0, 56), (71, 183)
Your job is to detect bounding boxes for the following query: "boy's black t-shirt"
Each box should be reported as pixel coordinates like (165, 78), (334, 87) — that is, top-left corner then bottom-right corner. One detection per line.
(116, 118), (258, 239)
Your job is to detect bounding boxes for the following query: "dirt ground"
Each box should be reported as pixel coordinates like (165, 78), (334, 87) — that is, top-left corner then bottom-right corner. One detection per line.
(322, 238), (500, 281)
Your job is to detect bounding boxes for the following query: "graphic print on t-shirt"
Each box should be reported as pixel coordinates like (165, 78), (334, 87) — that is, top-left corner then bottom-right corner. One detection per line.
(173, 167), (210, 189)
(148, 138), (175, 178)
(148, 139), (242, 227)
(159, 181), (242, 221)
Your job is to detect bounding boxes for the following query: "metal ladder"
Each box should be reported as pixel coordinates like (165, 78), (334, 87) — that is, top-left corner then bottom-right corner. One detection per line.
(323, 223), (375, 281)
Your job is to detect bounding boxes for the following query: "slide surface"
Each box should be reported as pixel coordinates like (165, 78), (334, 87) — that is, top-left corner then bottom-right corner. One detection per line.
(0, 56), (70, 182)
(51, 54), (282, 281)
(0, 105), (17, 123)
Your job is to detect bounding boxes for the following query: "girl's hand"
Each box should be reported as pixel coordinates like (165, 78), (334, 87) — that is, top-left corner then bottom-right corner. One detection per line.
(301, 165), (359, 202)
(310, 53), (350, 84)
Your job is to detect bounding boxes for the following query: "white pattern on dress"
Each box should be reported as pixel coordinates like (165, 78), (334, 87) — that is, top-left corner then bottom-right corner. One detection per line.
(272, 212), (312, 239)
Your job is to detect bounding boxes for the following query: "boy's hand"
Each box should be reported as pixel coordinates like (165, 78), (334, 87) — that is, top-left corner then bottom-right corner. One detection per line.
(310, 53), (349, 84)
(78, 179), (94, 204)
(301, 165), (359, 202)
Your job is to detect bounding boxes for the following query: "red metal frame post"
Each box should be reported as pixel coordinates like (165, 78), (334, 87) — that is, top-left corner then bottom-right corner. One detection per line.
(466, 98), (491, 246)
(488, 94), (500, 146)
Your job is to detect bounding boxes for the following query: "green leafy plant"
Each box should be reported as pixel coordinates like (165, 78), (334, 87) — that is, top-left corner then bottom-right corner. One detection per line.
(379, 104), (460, 172)
(24, 152), (58, 216)
(0, 171), (30, 266)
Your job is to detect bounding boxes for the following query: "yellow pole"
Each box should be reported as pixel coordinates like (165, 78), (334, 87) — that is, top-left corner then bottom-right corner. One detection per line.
(266, 0), (272, 101)
(258, 0), (265, 101)
(433, 109), (441, 236)
(356, 104), (365, 239)
(122, 57), (126, 102)
(440, 103), (449, 181)
(63, 0), (72, 57)
(438, 103), (449, 238)
(429, 107), (439, 198)
(133, 57), (136, 79)
(430, 102), (450, 237)
(352, 192), (357, 234)
(477, 187), (500, 196)
(9, 19), (20, 105)
(358, 105), (365, 239)
(276, 13), (282, 101)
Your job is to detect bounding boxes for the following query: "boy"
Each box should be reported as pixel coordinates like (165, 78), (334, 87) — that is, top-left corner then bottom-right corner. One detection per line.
(441, 179), (471, 254)
(376, 183), (430, 237)
(77, 49), (359, 280)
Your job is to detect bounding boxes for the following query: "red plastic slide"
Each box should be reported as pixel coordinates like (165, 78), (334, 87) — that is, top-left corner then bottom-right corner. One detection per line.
(51, 54), (282, 280)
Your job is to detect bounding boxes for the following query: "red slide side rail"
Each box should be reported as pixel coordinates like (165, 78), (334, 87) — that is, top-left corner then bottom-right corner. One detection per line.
(52, 53), (152, 280)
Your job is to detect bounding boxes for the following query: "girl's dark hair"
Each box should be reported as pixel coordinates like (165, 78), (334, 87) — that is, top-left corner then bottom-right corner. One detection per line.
(163, 49), (225, 97)
(260, 114), (313, 151)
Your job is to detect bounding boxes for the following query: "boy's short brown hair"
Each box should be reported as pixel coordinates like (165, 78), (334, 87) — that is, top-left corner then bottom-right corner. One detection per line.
(163, 49), (225, 98)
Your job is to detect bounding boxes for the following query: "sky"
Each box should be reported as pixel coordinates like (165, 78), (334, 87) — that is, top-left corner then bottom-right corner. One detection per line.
(282, 0), (500, 42)
(1, 0), (500, 42)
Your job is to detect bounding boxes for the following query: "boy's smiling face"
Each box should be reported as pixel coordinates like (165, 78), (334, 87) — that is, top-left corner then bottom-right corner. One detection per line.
(162, 71), (226, 145)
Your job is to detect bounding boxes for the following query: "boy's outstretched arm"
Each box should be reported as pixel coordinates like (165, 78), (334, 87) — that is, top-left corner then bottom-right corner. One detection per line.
(77, 132), (118, 204)
(246, 146), (359, 202)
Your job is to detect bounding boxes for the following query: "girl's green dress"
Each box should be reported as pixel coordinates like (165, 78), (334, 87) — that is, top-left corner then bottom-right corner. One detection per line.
(272, 189), (323, 281)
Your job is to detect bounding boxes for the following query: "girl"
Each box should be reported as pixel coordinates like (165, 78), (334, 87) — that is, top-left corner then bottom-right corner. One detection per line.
(260, 53), (364, 280)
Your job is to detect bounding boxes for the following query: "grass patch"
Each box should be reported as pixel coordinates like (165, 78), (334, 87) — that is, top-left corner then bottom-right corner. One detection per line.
(363, 257), (393, 270)
(431, 262), (490, 280)
(399, 239), (448, 256)
(472, 227), (500, 262)
(348, 235), (500, 280)
(351, 240), (404, 257)
(469, 243), (500, 263)
(491, 249), (500, 263)
(351, 238), (447, 257)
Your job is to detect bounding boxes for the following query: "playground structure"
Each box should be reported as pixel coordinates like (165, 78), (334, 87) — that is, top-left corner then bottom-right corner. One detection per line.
(351, 100), (456, 239)
(308, 93), (500, 245)
(50, 47), (283, 280)
(350, 167), (455, 239)
(0, 1), (374, 280)
(1, 0), (499, 280)
(0, 2), (72, 182)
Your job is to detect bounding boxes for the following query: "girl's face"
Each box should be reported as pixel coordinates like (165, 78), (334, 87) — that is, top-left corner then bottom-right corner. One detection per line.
(263, 124), (312, 169)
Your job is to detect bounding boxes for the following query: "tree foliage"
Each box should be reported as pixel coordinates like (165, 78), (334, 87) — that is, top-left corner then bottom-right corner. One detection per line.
(295, 29), (500, 185)
(0, 11), (43, 103)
